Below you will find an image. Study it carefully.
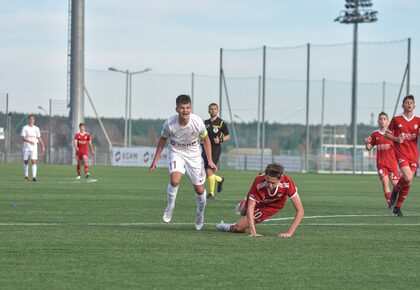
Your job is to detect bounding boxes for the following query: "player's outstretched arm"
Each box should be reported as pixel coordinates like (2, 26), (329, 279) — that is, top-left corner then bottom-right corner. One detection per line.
(202, 135), (217, 171)
(149, 137), (167, 172)
(247, 200), (262, 237)
(278, 193), (304, 238)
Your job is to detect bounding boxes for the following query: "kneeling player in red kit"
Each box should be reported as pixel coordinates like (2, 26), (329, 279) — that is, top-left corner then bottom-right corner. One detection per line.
(216, 163), (304, 238)
(74, 123), (95, 179)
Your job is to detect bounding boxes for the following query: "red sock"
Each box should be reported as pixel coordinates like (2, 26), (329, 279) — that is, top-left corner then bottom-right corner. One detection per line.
(77, 164), (81, 175)
(396, 178), (409, 192)
(396, 184), (410, 208)
(385, 192), (391, 205)
(84, 164), (89, 174)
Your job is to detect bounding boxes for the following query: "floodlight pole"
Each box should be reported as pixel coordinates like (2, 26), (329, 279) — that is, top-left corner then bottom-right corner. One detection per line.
(351, 20), (358, 174)
(70, 0), (85, 165)
(335, 0), (378, 174)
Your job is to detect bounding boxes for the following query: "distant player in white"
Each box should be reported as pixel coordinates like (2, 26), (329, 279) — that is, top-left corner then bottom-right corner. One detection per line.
(150, 95), (217, 230)
(21, 114), (45, 182)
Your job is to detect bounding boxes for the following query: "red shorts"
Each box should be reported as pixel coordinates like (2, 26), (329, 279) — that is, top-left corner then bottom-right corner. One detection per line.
(244, 198), (283, 223)
(76, 152), (88, 161)
(395, 154), (418, 172)
(377, 166), (399, 181)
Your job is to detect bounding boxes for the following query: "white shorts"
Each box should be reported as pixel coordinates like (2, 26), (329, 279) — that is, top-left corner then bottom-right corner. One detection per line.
(168, 153), (206, 185)
(23, 150), (38, 161)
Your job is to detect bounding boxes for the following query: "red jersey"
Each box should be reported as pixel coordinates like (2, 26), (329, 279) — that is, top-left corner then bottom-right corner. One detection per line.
(248, 174), (297, 211)
(388, 114), (420, 164)
(74, 132), (91, 154)
(369, 130), (397, 169)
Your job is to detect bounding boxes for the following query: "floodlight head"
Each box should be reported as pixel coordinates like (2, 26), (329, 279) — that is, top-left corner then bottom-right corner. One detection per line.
(108, 67), (118, 72)
(335, 0), (377, 24)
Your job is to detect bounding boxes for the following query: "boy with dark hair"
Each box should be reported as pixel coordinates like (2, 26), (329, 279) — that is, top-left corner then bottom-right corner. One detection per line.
(21, 114), (45, 181)
(385, 95), (420, 216)
(74, 122), (95, 179)
(202, 102), (230, 198)
(216, 163), (304, 238)
(364, 112), (399, 207)
(150, 94), (217, 230)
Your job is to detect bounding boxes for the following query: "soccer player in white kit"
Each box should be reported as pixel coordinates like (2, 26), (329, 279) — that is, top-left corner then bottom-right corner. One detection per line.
(150, 95), (217, 230)
(21, 114), (45, 182)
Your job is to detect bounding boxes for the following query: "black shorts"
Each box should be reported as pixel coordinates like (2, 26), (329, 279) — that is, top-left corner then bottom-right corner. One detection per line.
(202, 145), (222, 169)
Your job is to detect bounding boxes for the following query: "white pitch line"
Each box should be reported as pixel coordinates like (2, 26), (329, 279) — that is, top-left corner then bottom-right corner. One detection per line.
(75, 178), (98, 183)
(1, 214), (419, 227)
(0, 179), (99, 185)
(267, 213), (413, 221)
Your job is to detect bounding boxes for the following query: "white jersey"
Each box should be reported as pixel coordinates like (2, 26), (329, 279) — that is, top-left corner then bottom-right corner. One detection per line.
(21, 125), (41, 152)
(161, 114), (208, 157)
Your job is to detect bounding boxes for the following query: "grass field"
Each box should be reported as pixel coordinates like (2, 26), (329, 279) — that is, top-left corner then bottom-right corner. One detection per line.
(0, 163), (419, 289)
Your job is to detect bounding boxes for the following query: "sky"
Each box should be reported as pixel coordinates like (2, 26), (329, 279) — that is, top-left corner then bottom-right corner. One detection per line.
(0, 0), (419, 125)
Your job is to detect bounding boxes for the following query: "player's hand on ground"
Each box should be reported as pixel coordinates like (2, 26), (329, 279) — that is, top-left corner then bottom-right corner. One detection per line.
(248, 233), (263, 237)
(278, 232), (293, 238)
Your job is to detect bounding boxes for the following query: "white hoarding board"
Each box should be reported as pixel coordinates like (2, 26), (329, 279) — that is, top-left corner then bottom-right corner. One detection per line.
(111, 146), (168, 168)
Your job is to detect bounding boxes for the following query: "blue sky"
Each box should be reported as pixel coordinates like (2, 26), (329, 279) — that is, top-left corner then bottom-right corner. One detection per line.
(0, 0), (419, 124)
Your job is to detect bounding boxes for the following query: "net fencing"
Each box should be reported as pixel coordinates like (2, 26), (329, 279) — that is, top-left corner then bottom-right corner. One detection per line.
(2, 39), (410, 170)
(220, 38), (411, 172)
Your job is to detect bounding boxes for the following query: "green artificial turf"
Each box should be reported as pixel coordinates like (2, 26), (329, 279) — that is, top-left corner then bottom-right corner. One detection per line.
(0, 164), (419, 289)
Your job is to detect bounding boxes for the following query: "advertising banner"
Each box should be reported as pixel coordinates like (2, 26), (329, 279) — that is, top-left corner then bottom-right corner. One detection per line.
(111, 146), (168, 168)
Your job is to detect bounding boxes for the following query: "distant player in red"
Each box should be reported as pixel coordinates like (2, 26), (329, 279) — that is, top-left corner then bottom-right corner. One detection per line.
(364, 112), (399, 207)
(216, 163), (304, 238)
(385, 95), (420, 217)
(74, 123), (95, 179)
